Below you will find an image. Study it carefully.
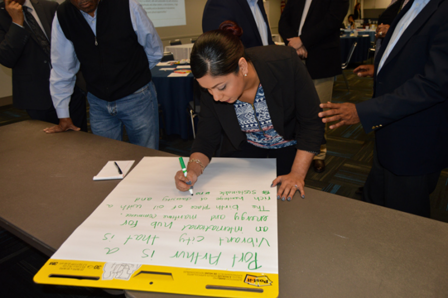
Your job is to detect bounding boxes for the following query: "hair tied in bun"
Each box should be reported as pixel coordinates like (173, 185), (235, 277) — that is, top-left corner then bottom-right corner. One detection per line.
(219, 20), (244, 38)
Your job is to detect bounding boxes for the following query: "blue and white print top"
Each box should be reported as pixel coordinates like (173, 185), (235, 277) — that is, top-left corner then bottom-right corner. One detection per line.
(234, 84), (297, 149)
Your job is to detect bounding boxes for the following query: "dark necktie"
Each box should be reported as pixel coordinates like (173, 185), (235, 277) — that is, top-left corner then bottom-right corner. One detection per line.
(23, 6), (51, 57)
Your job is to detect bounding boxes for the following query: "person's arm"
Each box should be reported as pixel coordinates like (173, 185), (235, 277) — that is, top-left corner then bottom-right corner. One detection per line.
(320, 18), (448, 132)
(278, 0), (300, 43)
(353, 64), (374, 77)
(202, 0), (234, 33)
(43, 14), (80, 133)
(0, 0), (29, 68)
(300, 0), (349, 50)
(129, 0), (163, 69)
(174, 88), (223, 192)
(271, 149), (314, 200)
(272, 49), (324, 200)
(376, 23), (390, 39)
(175, 152), (210, 192)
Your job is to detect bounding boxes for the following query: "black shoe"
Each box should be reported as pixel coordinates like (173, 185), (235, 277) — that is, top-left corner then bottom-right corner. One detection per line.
(313, 160), (325, 173)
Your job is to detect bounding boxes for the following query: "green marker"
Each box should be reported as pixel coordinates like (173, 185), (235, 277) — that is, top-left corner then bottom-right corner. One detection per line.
(179, 157), (193, 196)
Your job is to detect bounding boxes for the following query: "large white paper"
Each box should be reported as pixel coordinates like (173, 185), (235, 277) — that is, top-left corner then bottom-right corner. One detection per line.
(53, 157), (278, 274)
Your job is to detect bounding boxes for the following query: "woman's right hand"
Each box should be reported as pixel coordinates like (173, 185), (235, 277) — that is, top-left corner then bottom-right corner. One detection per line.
(174, 170), (198, 192)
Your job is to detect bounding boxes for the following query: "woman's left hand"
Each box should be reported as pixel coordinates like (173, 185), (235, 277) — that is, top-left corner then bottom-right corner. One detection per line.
(271, 172), (305, 201)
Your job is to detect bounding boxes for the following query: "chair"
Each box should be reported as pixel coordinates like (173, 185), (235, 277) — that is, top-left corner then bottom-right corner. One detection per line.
(190, 38), (197, 43)
(169, 39), (182, 46)
(341, 41), (357, 91)
(161, 52), (174, 62)
(188, 80), (201, 139)
(368, 41), (376, 63)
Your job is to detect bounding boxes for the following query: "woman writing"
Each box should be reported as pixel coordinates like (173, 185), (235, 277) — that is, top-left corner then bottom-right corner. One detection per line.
(175, 21), (324, 201)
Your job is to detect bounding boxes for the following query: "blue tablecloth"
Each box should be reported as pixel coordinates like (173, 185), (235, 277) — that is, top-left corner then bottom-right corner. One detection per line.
(340, 35), (371, 64)
(152, 66), (194, 139)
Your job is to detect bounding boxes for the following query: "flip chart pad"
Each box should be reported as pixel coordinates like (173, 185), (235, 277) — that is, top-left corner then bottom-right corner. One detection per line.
(35, 157), (279, 297)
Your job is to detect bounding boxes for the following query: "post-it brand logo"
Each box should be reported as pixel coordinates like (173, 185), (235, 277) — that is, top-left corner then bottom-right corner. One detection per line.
(244, 274), (273, 287)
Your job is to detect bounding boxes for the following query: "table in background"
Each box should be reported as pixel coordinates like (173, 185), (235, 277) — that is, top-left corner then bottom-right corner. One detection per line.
(152, 66), (194, 139)
(340, 35), (371, 63)
(2, 121), (448, 298)
(357, 29), (376, 42)
(164, 43), (194, 60)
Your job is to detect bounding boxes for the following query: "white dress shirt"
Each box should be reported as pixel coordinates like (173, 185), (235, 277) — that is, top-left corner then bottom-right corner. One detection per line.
(377, 0), (430, 74)
(298, 0), (312, 36)
(247, 0), (269, 46)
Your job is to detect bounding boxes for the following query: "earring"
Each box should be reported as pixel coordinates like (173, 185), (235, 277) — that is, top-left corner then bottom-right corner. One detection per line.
(244, 73), (247, 77)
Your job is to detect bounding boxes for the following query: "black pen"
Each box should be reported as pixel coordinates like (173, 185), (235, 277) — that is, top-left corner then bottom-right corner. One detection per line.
(114, 161), (123, 174)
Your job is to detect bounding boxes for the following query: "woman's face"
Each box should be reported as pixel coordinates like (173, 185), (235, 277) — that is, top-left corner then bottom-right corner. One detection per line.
(197, 71), (246, 104)
(349, 16), (354, 22)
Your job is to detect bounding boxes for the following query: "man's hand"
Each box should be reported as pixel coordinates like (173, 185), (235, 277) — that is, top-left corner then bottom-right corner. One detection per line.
(296, 46), (308, 59)
(353, 64), (374, 77)
(287, 36), (303, 50)
(318, 102), (360, 129)
(376, 23), (390, 38)
(5, 0), (24, 26)
(43, 118), (80, 133)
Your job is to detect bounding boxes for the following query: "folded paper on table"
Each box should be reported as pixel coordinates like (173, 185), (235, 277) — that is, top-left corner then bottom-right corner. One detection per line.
(93, 160), (135, 181)
(35, 157), (279, 297)
(168, 72), (190, 77)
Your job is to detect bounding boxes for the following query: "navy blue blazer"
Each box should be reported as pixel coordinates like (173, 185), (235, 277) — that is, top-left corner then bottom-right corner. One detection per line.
(357, 0), (448, 175)
(202, 0), (274, 49)
(278, 0), (348, 80)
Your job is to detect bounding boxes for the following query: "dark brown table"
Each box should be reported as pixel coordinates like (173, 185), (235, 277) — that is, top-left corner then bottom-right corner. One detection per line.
(1, 120), (448, 298)
(0, 120), (174, 256)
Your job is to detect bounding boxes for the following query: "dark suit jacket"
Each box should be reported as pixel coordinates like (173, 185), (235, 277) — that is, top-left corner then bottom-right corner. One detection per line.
(191, 46), (324, 160)
(278, 0), (349, 80)
(0, 0), (57, 110)
(202, 0), (274, 49)
(357, 0), (448, 176)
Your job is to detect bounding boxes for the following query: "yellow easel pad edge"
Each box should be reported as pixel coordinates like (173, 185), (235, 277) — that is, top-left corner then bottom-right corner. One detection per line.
(34, 259), (279, 298)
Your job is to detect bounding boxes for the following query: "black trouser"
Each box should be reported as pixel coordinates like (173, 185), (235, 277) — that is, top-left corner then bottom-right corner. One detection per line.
(222, 141), (297, 176)
(26, 86), (87, 132)
(363, 148), (440, 218)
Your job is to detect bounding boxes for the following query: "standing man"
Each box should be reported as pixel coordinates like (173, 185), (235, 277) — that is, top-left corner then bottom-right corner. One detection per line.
(44, 0), (163, 149)
(278, 0), (348, 173)
(0, 0), (87, 131)
(202, 0), (274, 48)
(319, 0), (448, 217)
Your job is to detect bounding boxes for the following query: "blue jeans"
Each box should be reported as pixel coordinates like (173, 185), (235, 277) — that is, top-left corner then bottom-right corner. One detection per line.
(87, 81), (159, 149)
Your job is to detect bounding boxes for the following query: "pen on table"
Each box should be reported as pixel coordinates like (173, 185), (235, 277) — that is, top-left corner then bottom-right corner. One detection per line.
(114, 161), (123, 174)
(179, 157), (193, 196)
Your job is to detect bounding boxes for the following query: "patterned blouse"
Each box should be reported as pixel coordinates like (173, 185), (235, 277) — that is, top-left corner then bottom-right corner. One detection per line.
(234, 84), (297, 149)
